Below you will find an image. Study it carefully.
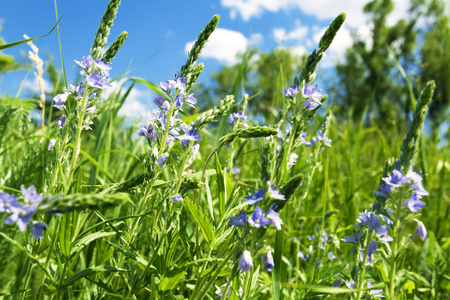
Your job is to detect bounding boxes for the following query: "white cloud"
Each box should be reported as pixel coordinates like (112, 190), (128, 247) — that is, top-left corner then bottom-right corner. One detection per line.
(273, 22), (308, 44)
(24, 77), (52, 94)
(185, 28), (248, 65)
(249, 32), (264, 45)
(221, 0), (412, 29)
(117, 87), (152, 118)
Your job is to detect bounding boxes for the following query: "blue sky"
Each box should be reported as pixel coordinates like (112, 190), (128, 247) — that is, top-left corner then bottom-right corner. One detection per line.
(1, 0), (447, 118)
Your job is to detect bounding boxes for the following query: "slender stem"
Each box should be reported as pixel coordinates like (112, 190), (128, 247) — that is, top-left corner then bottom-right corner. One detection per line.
(356, 230), (374, 300)
(48, 131), (69, 193)
(389, 188), (404, 299)
(36, 218), (61, 300)
(66, 88), (90, 191)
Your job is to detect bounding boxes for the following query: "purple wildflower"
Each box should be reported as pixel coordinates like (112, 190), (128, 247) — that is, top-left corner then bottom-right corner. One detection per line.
(247, 207), (271, 228)
(368, 280), (385, 298)
(262, 251), (274, 271)
(86, 72), (112, 89)
(288, 153), (298, 166)
(229, 210), (247, 226)
(178, 129), (202, 146)
(414, 219), (427, 241)
(268, 184), (285, 200)
(283, 85), (298, 98)
(239, 250), (253, 272)
(48, 139), (56, 151)
(328, 252), (336, 260)
(402, 193), (426, 212)
(53, 92), (69, 110)
(185, 93), (197, 108)
(137, 124), (157, 141)
(156, 153), (169, 168)
(174, 94), (184, 108)
(56, 115), (66, 128)
(345, 279), (356, 290)
(373, 183), (392, 197)
(267, 205), (284, 230)
(21, 185), (42, 205)
(302, 84), (322, 110)
(243, 190), (265, 205)
(30, 221), (47, 239)
(383, 169), (410, 188)
(0, 193), (19, 213)
(171, 194), (183, 203)
(306, 133), (332, 147)
(231, 167), (241, 174)
(298, 251), (309, 260)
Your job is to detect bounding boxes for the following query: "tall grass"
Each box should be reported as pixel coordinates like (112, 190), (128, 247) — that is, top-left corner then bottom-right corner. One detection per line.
(0, 1), (449, 299)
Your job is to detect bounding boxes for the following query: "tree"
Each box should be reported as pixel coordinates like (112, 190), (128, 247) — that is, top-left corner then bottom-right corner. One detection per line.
(418, 0), (450, 125)
(333, 0), (419, 124)
(194, 47), (305, 122)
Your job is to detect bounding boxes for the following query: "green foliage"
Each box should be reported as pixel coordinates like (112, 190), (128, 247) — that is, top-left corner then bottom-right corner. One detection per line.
(0, 2), (449, 300)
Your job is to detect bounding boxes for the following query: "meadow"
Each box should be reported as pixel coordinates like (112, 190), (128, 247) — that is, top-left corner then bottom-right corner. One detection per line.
(0, 1), (449, 299)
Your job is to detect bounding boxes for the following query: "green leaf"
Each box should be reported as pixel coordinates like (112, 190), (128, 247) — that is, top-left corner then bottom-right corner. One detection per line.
(62, 266), (127, 287)
(159, 271), (185, 291)
(71, 231), (117, 256)
(183, 197), (215, 248)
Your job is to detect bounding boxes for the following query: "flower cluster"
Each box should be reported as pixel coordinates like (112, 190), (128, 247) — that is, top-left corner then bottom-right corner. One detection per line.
(52, 55), (113, 132)
(0, 185), (47, 239)
(374, 168), (428, 240)
(305, 132), (332, 148)
(138, 76), (201, 149)
(229, 186), (285, 230)
(297, 231), (336, 268)
(282, 82), (322, 110)
(228, 111), (247, 126)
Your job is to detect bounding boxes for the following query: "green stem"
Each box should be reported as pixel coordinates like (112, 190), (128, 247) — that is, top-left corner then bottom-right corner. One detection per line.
(355, 230), (374, 300)
(389, 186), (405, 298)
(66, 88), (90, 191)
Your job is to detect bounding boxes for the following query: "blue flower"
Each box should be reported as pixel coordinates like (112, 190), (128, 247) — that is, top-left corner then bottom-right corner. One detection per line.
(305, 133), (332, 147)
(247, 207), (271, 228)
(153, 95), (165, 107)
(229, 210), (247, 226)
(228, 112), (247, 125)
(174, 94), (184, 108)
(86, 72), (112, 89)
(0, 192), (19, 213)
(414, 219), (427, 241)
(402, 193), (426, 212)
(302, 84), (322, 110)
(52, 92), (69, 110)
(178, 129), (202, 146)
(184, 93), (197, 108)
(239, 250), (253, 272)
(30, 221), (47, 239)
(56, 115), (66, 128)
(243, 190), (265, 205)
(383, 169), (410, 188)
(282, 85), (298, 98)
(171, 194), (183, 203)
(262, 251), (274, 271)
(373, 183), (392, 197)
(298, 250), (309, 260)
(48, 139), (56, 151)
(267, 205), (283, 230)
(156, 153), (169, 168)
(268, 184), (285, 200)
(368, 280), (385, 298)
(328, 252), (336, 260)
(21, 185), (42, 205)
(137, 124), (157, 141)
